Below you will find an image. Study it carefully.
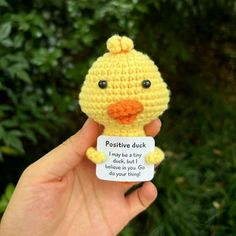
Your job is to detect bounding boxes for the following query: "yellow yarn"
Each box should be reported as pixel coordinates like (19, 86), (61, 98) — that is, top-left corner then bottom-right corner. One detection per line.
(79, 35), (170, 164)
(86, 147), (106, 163)
(79, 35), (170, 137)
(106, 35), (134, 54)
(145, 147), (164, 164)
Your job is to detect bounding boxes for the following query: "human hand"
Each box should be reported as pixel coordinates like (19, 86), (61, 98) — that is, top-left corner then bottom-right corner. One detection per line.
(0, 119), (161, 236)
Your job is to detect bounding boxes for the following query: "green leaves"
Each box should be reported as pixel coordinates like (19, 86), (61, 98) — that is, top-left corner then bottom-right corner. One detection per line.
(0, 120), (24, 154)
(2, 131), (24, 154)
(7, 63), (31, 83)
(0, 0), (235, 234)
(0, 22), (11, 40)
(32, 47), (62, 70)
(0, 184), (15, 214)
(15, 70), (31, 83)
(0, 0), (9, 8)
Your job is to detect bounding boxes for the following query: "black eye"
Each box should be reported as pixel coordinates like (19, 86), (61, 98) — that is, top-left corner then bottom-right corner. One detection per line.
(98, 80), (107, 89)
(142, 80), (151, 88)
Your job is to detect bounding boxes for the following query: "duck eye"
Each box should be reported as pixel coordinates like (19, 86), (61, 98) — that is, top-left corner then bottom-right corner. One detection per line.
(142, 80), (151, 88)
(98, 80), (107, 89)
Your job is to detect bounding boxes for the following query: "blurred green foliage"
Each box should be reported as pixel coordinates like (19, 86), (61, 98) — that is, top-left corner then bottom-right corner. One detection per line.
(0, 0), (235, 235)
(0, 183), (14, 213)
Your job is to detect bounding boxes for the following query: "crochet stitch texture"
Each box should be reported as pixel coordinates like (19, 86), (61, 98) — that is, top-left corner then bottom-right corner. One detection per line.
(79, 35), (170, 164)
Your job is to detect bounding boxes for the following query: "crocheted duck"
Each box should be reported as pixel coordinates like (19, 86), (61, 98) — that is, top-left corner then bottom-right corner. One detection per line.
(79, 35), (170, 165)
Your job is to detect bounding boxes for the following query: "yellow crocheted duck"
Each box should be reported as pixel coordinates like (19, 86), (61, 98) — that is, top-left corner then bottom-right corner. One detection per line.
(79, 35), (170, 165)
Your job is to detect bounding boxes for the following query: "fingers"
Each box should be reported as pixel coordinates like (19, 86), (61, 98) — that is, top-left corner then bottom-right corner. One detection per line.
(27, 119), (101, 180)
(24, 119), (161, 182)
(144, 119), (161, 137)
(125, 182), (157, 218)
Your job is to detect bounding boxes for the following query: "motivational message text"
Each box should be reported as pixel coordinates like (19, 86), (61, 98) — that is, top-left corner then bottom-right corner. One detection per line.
(96, 136), (155, 182)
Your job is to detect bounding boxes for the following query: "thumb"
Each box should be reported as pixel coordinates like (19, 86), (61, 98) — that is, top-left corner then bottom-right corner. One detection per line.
(26, 119), (101, 180)
(125, 182), (157, 218)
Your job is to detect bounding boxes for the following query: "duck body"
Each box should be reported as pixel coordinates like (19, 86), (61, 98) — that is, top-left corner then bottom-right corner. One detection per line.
(79, 35), (170, 166)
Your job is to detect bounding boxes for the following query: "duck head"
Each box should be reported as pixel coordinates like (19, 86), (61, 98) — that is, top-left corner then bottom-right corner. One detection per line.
(79, 35), (170, 135)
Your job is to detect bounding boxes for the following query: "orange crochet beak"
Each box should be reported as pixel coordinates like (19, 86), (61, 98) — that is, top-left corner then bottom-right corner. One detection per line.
(107, 100), (144, 124)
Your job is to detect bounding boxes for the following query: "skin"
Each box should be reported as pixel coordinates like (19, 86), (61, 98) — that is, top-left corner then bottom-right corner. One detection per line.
(0, 118), (161, 236)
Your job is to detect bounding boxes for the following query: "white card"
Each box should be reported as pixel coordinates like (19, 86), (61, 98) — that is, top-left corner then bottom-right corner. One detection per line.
(96, 135), (155, 182)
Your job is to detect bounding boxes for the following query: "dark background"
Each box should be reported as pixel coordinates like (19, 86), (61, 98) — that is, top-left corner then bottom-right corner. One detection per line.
(0, 0), (235, 235)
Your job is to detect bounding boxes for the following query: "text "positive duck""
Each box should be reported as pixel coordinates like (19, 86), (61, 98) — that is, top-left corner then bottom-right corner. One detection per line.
(105, 140), (146, 148)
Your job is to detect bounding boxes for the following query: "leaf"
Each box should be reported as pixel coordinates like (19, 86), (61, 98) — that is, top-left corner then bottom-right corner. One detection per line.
(0, 200), (7, 213)
(16, 70), (31, 83)
(0, 183), (15, 213)
(0, 104), (13, 112)
(0, 0), (9, 7)
(0, 146), (19, 155)
(1, 119), (18, 128)
(10, 136), (24, 153)
(0, 38), (13, 47)
(0, 125), (5, 137)
(36, 126), (50, 138)
(8, 63), (30, 81)
(5, 183), (15, 199)
(0, 57), (8, 68)
(13, 33), (24, 48)
(2, 133), (24, 153)
(24, 128), (37, 144)
(9, 129), (23, 137)
(0, 22), (12, 40)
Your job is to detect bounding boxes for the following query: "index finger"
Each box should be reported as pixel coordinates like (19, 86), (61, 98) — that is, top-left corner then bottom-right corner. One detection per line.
(26, 119), (101, 180)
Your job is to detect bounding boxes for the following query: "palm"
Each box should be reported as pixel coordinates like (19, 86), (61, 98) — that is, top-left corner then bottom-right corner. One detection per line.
(12, 158), (140, 236)
(51, 158), (133, 236)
